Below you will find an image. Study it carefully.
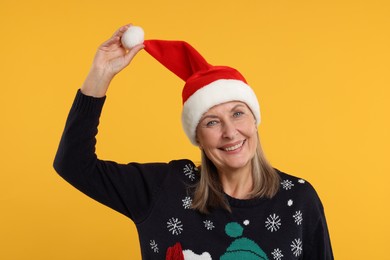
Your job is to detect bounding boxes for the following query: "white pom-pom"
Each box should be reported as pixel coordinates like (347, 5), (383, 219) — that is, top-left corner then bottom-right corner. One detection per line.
(121, 26), (144, 49)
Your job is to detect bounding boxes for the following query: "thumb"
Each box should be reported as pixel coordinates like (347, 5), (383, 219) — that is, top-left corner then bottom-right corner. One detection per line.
(124, 44), (145, 65)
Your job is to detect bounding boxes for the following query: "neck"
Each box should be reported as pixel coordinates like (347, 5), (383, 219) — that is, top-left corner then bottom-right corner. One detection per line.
(217, 164), (253, 199)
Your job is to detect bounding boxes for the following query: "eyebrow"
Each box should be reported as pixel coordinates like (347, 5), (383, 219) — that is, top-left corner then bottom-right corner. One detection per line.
(231, 103), (246, 110)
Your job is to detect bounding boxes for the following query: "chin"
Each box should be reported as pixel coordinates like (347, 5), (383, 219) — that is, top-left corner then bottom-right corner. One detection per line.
(220, 159), (252, 172)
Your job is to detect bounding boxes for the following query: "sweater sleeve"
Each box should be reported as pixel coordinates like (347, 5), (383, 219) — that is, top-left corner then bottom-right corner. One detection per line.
(304, 206), (334, 260)
(302, 185), (334, 260)
(53, 90), (169, 223)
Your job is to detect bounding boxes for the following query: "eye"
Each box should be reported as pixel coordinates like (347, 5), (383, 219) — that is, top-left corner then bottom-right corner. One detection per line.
(233, 111), (244, 117)
(206, 120), (219, 127)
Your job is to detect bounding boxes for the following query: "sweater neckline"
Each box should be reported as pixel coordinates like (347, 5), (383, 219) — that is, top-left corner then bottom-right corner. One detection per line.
(224, 193), (267, 208)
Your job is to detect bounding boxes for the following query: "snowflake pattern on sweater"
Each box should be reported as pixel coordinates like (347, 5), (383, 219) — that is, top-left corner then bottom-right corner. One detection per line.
(148, 167), (330, 259)
(54, 90), (334, 260)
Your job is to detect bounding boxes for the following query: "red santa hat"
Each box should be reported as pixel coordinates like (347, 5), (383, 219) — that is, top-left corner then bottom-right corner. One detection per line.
(123, 26), (261, 145)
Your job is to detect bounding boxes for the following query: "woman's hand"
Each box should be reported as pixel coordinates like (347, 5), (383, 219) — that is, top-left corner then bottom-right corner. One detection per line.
(81, 24), (144, 97)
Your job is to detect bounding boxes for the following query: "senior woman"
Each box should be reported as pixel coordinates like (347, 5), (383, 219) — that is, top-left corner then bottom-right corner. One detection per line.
(54, 24), (333, 259)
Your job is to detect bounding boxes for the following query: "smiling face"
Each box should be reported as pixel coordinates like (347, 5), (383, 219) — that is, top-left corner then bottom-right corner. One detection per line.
(196, 101), (258, 174)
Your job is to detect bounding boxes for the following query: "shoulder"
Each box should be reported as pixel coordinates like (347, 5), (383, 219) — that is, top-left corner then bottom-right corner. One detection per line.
(128, 159), (198, 184)
(168, 159), (197, 168)
(167, 159), (200, 183)
(276, 169), (320, 196)
(275, 169), (325, 213)
(132, 159), (196, 173)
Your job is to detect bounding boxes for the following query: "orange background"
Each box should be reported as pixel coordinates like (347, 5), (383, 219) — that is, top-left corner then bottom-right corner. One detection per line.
(1, 0), (389, 259)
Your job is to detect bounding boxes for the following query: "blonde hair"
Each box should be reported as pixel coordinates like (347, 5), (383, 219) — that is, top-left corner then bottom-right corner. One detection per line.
(191, 136), (280, 214)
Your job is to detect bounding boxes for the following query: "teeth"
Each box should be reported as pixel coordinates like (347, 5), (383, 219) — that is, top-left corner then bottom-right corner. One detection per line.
(224, 141), (244, 151)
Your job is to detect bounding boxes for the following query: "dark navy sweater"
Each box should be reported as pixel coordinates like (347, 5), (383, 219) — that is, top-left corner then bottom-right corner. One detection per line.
(54, 90), (333, 260)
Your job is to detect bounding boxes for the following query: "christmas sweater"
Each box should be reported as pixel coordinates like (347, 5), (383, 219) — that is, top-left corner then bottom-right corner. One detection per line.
(54, 90), (333, 260)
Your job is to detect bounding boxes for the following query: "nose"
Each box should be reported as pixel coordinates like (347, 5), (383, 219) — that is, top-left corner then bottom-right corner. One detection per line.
(222, 120), (238, 139)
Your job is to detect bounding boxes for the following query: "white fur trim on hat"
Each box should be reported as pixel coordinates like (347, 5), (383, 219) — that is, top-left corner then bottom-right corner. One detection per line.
(181, 79), (261, 146)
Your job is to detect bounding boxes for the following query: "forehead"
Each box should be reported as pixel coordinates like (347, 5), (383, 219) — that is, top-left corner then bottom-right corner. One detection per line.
(203, 101), (249, 115)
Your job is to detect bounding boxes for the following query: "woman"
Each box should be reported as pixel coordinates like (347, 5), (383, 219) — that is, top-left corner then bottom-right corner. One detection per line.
(54, 24), (333, 259)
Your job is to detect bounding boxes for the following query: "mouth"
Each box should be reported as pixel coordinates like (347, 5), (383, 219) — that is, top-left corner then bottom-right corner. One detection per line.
(220, 140), (246, 152)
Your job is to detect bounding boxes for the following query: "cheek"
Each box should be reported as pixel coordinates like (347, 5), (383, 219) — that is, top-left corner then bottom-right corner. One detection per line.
(239, 121), (257, 136)
(197, 130), (219, 148)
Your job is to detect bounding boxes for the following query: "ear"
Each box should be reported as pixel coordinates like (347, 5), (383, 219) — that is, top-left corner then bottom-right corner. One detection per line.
(196, 137), (202, 148)
(195, 130), (202, 147)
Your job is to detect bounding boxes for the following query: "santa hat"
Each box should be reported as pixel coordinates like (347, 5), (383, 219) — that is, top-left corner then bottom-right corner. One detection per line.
(125, 27), (261, 145)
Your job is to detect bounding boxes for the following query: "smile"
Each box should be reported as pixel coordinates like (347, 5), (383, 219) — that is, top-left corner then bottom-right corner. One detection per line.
(222, 140), (246, 152)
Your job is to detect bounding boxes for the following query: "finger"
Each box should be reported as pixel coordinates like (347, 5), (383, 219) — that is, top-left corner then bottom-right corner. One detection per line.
(123, 43), (145, 64)
(112, 24), (132, 38)
(100, 36), (120, 48)
(129, 43), (145, 55)
(101, 24), (133, 48)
